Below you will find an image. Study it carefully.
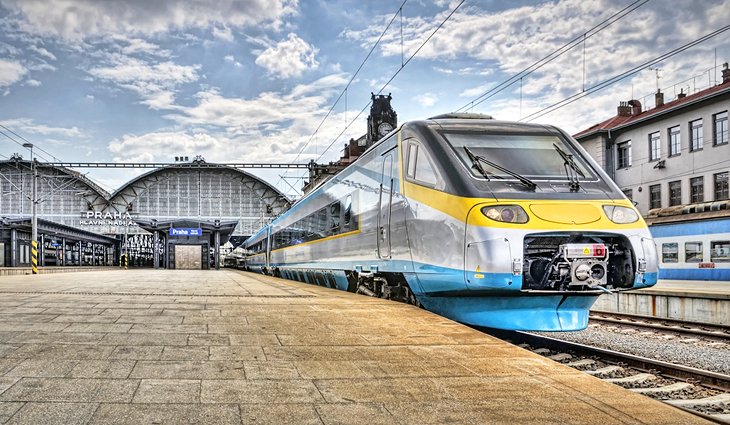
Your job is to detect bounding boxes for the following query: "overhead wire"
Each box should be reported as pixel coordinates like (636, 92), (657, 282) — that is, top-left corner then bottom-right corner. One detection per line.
(315, 0), (467, 162)
(276, 0), (409, 194)
(456, 0), (651, 112)
(520, 24), (730, 122)
(0, 124), (62, 162)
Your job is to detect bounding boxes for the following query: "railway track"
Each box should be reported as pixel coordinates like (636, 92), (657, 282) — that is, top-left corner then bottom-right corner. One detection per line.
(489, 330), (730, 424)
(589, 311), (730, 341)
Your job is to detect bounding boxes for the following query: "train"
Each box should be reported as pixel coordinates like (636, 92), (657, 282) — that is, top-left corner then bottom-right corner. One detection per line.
(647, 203), (730, 281)
(239, 114), (659, 331)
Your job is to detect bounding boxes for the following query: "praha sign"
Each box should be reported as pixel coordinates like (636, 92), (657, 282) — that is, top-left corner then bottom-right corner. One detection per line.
(79, 211), (136, 226)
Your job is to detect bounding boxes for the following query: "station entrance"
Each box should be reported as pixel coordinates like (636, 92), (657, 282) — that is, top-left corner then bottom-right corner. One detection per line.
(134, 219), (238, 270)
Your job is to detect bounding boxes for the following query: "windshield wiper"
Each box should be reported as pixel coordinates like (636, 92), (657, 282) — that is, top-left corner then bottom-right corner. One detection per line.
(463, 147), (536, 191)
(553, 143), (584, 192)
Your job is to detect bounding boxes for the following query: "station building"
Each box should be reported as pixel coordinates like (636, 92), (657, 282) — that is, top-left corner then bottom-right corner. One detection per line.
(574, 64), (730, 280)
(0, 158), (290, 269)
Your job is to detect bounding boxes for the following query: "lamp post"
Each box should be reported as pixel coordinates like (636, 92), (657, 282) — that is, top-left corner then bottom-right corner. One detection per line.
(23, 142), (38, 274)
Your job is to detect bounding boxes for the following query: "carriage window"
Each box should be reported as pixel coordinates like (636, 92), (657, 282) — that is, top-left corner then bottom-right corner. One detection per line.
(343, 195), (352, 226)
(406, 141), (439, 186)
(684, 242), (703, 263)
(711, 241), (730, 263)
(317, 208), (327, 233)
(406, 144), (418, 178)
(330, 202), (341, 233)
(662, 243), (678, 263)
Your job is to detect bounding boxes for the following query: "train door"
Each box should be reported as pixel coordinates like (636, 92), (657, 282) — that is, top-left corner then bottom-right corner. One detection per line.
(378, 153), (394, 258)
(265, 227), (271, 270)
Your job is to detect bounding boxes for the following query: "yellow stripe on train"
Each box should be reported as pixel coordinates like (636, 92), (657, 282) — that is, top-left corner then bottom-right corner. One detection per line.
(402, 180), (647, 231)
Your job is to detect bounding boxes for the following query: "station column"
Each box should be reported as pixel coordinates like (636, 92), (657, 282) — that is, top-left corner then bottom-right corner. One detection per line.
(153, 231), (159, 269)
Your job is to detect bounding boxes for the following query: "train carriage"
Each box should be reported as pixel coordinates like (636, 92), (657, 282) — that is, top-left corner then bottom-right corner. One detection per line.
(244, 114), (659, 331)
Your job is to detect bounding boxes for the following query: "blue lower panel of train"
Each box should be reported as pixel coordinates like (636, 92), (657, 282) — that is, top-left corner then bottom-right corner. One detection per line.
(419, 293), (598, 331)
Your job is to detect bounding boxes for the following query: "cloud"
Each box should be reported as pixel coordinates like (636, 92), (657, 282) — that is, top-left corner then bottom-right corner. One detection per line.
(88, 54), (199, 109)
(0, 60), (27, 86)
(255, 33), (318, 79)
(165, 73), (348, 130)
(459, 82), (495, 98)
(224, 55), (242, 67)
(0, 118), (82, 137)
(1, 0), (298, 40)
(28, 45), (56, 61)
(25, 79), (41, 86)
(212, 26), (234, 42)
(412, 93), (437, 107)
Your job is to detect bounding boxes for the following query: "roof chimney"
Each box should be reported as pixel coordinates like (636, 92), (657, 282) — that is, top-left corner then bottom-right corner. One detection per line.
(655, 90), (664, 108)
(677, 88), (687, 99)
(617, 101), (632, 117)
(722, 62), (730, 85)
(628, 99), (642, 115)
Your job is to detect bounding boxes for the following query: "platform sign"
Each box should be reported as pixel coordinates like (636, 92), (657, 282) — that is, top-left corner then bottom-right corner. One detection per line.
(170, 228), (203, 237)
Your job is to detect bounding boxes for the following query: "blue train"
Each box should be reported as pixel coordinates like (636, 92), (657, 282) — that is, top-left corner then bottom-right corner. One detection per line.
(242, 114), (659, 331)
(648, 203), (730, 280)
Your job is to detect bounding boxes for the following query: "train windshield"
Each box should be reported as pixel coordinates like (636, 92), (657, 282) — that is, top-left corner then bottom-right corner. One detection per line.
(443, 132), (594, 181)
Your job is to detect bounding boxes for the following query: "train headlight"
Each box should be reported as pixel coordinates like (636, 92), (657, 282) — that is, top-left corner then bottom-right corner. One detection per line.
(603, 205), (639, 224)
(481, 205), (529, 223)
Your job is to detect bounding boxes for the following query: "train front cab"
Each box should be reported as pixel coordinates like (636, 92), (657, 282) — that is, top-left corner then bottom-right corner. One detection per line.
(399, 118), (659, 331)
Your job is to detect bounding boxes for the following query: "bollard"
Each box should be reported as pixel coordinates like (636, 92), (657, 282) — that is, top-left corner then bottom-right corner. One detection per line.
(31, 240), (38, 274)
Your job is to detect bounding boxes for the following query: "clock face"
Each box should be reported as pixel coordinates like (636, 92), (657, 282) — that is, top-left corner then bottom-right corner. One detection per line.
(378, 122), (393, 136)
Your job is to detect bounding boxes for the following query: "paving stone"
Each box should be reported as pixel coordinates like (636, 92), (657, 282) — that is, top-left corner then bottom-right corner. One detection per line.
(129, 361), (247, 380)
(0, 402), (24, 424)
(201, 379), (323, 403)
(88, 403), (241, 425)
(0, 346), (22, 358)
(100, 309), (163, 317)
(208, 346), (266, 361)
(67, 360), (136, 378)
(239, 403), (321, 425)
(129, 323), (207, 334)
(108, 345), (163, 360)
(295, 361), (371, 379)
(4, 402), (98, 425)
(0, 378), (138, 402)
(132, 379), (200, 403)
(5, 360), (78, 378)
(50, 314), (119, 324)
(0, 359), (21, 375)
(187, 334), (229, 346)
(228, 334), (280, 346)
(316, 402), (395, 425)
(61, 323), (133, 333)
(244, 361), (300, 380)
(5, 344), (114, 360)
(160, 345), (209, 361)
(116, 315), (183, 324)
(0, 378), (19, 395)
(100, 333), (188, 346)
(7, 332), (105, 345)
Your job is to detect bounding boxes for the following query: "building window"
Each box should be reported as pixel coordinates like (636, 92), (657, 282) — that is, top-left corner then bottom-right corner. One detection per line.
(649, 184), (661, 209)
(714, 111), (728, 146)
(617, 141), (631, 169)
(648, 132), (661, 161)
(711, 241), (730, 262)
(690, 176), (704, 203)
(715, 172), (729, 200)
(668, 125), (681, 156)
(685, 242), (703, 263)
(689, 119), (703, 151)
(622, 188), (633, 201)
(662, 243), (678, 263)
(668, 181), (681, 206)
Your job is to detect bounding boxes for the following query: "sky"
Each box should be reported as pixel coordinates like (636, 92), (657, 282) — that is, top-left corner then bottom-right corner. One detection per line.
(1, 0), (729, 199)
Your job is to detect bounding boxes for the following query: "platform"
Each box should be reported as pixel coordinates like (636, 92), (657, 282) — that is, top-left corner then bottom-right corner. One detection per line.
(0, 270), (708, 424)
(592, 279), (730, 325)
